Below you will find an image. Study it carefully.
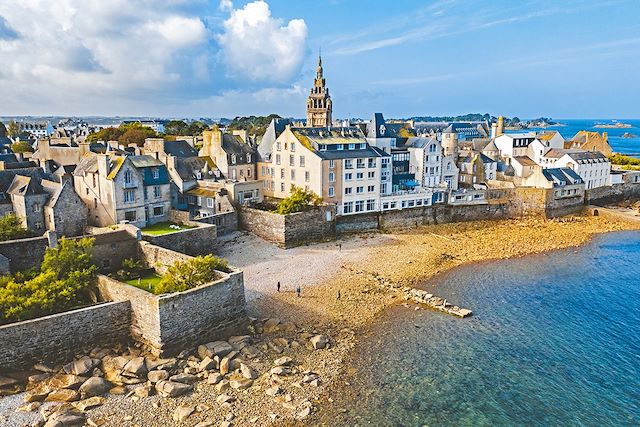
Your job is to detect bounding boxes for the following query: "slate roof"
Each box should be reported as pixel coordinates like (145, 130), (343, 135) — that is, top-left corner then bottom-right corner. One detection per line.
(7, 175), (46, 196)
(175, 157), (218, 181)
(564, 150), (608, 161)
(0, 168), (49, 200)
(512, 156), (537, 166)
(0, 153), (18, 163)
(542, 167), (583, 185)
(164, 140), (198, 158)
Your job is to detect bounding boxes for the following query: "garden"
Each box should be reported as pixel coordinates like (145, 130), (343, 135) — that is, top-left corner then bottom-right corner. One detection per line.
(140, 221), (196, 236)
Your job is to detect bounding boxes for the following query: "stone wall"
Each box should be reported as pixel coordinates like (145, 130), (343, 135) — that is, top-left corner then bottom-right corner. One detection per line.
(0, 235), (49, 273)
(0, 301), (131, 371)
(142, 223), (217, 256)
(169, 208), (238, 235)
(89, 229), (140, 273)
(239, 206), (336, 248)
(585, 182), (640, 206)
(137, 241), (191, 275)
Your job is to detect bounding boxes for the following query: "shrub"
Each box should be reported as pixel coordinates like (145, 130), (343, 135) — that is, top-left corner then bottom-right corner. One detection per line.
(0, 214), (34, 241)
(609, 154), (640, 169)
(0, 237), (97, 325)
(155, 254), (229, 294)
(275, 186), (322, 215)
(11, 141), (34, 153)
(116, 257), (143, 281)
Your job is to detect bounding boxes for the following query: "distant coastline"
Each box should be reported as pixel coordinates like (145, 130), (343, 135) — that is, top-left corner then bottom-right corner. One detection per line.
(595, 122), (632, 129)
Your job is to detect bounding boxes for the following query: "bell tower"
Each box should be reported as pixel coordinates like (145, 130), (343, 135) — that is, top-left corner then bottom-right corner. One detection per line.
(306, 53), (332, 128)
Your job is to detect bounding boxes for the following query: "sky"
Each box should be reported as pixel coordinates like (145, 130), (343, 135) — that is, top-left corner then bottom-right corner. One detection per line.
(0, 0), (639, 119)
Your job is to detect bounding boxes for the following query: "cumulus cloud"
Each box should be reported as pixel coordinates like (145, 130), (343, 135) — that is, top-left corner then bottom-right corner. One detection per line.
(0, 16), (18, 40)
(219, 0), (233, 12)
(217, 0), (307, 83)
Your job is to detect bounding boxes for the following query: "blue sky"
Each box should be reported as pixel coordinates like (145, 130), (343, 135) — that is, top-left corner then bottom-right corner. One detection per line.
(0, 0), (639, 119)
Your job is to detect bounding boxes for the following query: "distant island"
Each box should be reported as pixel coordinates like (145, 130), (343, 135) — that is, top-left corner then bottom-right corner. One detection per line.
(622, 132), (635, 139)
(407, 113), (561, 129)
(595, 122), (632, 129)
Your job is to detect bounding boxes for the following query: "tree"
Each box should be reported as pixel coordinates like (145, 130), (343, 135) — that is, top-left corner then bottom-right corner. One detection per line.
(0, 121), (7, 137)
(0, 237), (97, 325)
(275, 186), (322, 215)
(11, 141), (34, 153)
(7, 120), (20, 138)
(0, 214), (33, 241)
(155, 254), (229, 294)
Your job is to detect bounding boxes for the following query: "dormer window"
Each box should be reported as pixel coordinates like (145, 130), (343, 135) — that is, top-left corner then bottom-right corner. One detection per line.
(247, 154), (251, 163)
(231, 154), (237, 164)
(124, 170), (133, 184)
(152, 167), (159, 179)
(348, 143), (355, 150)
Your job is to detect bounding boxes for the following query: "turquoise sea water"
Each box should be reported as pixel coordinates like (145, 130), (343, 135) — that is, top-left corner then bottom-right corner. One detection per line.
(521, 119), (640, 157)
(327, 231), (640, 427)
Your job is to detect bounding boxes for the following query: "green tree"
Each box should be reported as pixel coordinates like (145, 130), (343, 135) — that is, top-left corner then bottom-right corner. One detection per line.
(0, 214), (33, 241)
(0, 121), (7, 137)
(7, 120), (20, 138)
(156, 254), (229, 294)
(11, 141), (34, 153)
(275, 186), (322, 215)
(0, 237), (97, 324)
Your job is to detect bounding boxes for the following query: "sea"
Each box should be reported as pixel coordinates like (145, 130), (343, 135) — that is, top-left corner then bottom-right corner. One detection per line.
(327, 231), (640, 427)
(514, 119), (640, 157)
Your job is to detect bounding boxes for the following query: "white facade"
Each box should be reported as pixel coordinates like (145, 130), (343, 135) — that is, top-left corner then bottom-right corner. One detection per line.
(408, 138), (459, 190)
(341, 156), (382, 215)
(494, 133), (537, 159)
(552, 152), (611, 189)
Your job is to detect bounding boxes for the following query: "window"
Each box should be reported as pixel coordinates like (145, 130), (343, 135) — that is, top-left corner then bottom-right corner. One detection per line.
(357, 159), (365, 169)
(152, 168), (159, 179)
(343, 202), (353, 214)
(383, 202), (389, 210)
(153, 206), (164, 216)
(355, 200), (364, 212)
(276, 142), (281, 151)
(276, 154), (281, 165)
(280, 182), (285, 192)
(356, 186), (364, 194)
(337, 144), (344, 151)
(290, 143), (296, 152)
(300, 156), (305, 167)
(305, 171), (310, 182)
(280, 169), (285, 179)
(153, 186), (161, 199)
(348, 143), (355, 150)
(356, 172), (364, 180)
(247, 154), (251, 163)
(124, 189), (135, 203)
(328, 186), (335, 197)
(125, 210), (136, 221)
(329, 160), (335, 168)
(207, 198), (214, 208)
(124, 170), (133, 184)
(94, 198), (98, 209)
(32, 203), (40, 212)
(290, 170), (295, 180)
(345, 187), (353, 195)
(345, 173), (353, 181)
(290, 155), (295, 166)
(345, 159), (353, 169)
(408, 200), (415, 207)
(366, 199), (375, 211)
(368, 171), (375, 179)
(429, 144), (437, 153)
(368, 158), (376, 168)
(35, 221), (42, 229)
(329, 172), (335, 182)
(247, 169), (252, 177)
(368, 185), (375, 193)
(381, 183), (387, 193)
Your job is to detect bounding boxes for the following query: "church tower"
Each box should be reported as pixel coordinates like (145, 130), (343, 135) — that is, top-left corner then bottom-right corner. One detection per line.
(306, 54), (332, 128)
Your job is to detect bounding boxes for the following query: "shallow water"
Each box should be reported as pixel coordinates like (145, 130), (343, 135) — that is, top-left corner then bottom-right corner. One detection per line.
(328, 231), (640, 427)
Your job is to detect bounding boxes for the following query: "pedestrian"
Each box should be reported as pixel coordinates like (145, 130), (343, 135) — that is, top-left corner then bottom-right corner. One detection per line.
(277, 281), (280, 292)
(338, 243), (342, 252)
(337, 290), (341, 300)
(296, 286), (301, 298)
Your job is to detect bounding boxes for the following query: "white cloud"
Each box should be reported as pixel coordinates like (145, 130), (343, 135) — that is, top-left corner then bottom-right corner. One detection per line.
(217, 0), (307, 83)
(219, 0), (233, 12)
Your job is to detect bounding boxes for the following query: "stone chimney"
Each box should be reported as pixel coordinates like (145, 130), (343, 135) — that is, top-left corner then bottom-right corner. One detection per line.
(97, 154), (110, 177)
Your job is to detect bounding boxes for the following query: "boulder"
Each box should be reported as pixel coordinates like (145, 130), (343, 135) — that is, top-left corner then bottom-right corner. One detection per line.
(240, 345), (261, 359)
(173, 405), (195, 422)
(228, 335), (251, 349)
(216, 394), (235, 405)
(215, 380), (230, 393)
(122, 357), (147, 377)
(269, 366), (290, 376)
(72, 396), (105, 411)
(33, 363), (57, 373)
(272, 338), (289, 348)
(27, 373), (51, 388)
(147, 370), (169, 383)
(197, 341), (233, 359)
(207, 373), (223, 385)
(198, 356), (217, 371)
(169, 373), (199, 384)
(48, 374), (86, 390)
(16, 402), (41, 412)
(108, 386), (126, 395)
(219, 351), (239, 376)
(146, 358), (176, 371)
(24, 383), (54, 402)
(229, 378), (253, 390)
(133, 385), (153, 398)
(45, 389), (79, 402)
(79, 377), (110, 399)
(273, 356), (293, 366)
(297, 406), (312, 420)
(279, 321), (297, 332)
(265, 385), (281, 397)
(309, 379), (321, 387)
(43, 410), (85, 427)
(310, 335), (329, 349)
(64, 357), (100, 376)
(240, 363), (258, 380)
(155, 380), (192, 398)
(263, 318), (280, 333)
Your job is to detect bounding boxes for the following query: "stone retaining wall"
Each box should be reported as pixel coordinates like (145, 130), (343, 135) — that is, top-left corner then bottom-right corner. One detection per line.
(137, 241), (192, 275)
(239, 206), (336, 248)
(0, 235), (49, 273)
(0, 301), (131, 371)
(585, 182), (640, 206)
(142, 223), (217, 256)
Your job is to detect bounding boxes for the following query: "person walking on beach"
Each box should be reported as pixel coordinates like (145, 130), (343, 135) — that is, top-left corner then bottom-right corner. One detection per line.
(337, 290), (341, 300)
(338, 243), (342, 252)
(277, 281), (281, 292)
(296, 286), (301, 298)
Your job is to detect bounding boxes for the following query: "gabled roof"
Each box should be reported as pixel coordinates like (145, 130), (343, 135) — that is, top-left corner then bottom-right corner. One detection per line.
(405, 137), (438, 149)
(129, 155), (164, 169)
(483, 140), (498, 152)
(175, 157), (219, 181)
(512, 156), (537, 166)
(537, 130), (559, 141)
(7, 175), (46, 196)
(164, 140), (198, 158)
(542, 167), (583, 185)
(563, 150), (608, 161)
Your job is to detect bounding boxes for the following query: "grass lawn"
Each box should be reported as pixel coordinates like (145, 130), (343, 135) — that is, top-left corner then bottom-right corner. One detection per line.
(141, 221), (196, 236)
(126, 272), (164, 294)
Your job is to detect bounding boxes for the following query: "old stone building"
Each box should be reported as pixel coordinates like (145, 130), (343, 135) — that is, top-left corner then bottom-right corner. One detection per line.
(306, 54), (332, 128)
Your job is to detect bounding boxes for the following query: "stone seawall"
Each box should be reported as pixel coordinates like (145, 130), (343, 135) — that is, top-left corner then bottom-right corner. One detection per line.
(239, 206), (336, 248)
(142, 223), (217, 256)
(0, 301), (131, 371)
(585, 182), (640, 206)
(0, 235), (49, 273)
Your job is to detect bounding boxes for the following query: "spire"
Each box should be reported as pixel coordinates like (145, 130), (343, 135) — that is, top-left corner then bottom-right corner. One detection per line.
(316, 49), (323, 77)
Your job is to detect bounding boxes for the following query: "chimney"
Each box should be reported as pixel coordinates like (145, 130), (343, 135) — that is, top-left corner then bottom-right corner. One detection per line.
(97, 154), (109, 177)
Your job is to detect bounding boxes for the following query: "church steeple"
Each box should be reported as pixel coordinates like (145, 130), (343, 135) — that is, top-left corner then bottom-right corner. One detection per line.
(307, 51), (332, 128)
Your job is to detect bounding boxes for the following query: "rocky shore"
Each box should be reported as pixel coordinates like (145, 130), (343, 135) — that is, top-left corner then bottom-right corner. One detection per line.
(2, 212), (639, 426)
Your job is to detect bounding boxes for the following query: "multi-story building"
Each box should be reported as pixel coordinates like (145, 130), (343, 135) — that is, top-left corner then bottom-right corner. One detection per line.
(200, 127), (257, 182)
(542, 149), (611, 189)
(257, 125), (386, 215)
(407, 137), (459, 190)
(74, 154), (171, 228)
(494, 132), (537, 159)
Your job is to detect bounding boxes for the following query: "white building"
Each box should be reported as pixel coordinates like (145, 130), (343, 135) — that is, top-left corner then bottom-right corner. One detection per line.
(494, 132), (537, 159)
(406, 137), (459, 190)
(543, 149), (611, 189)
